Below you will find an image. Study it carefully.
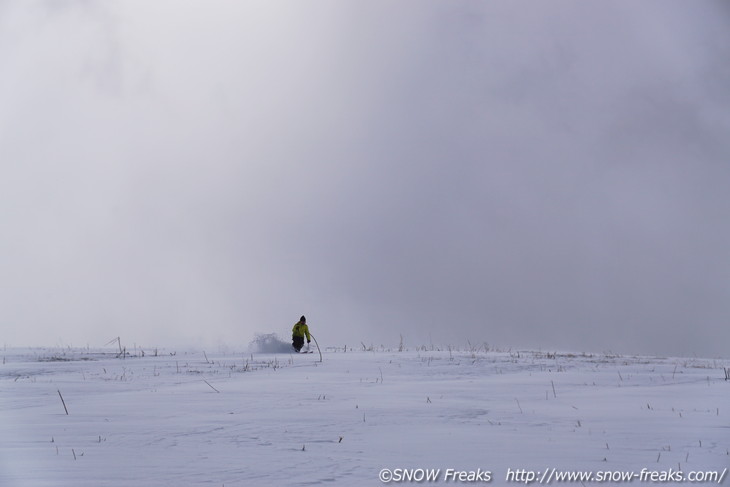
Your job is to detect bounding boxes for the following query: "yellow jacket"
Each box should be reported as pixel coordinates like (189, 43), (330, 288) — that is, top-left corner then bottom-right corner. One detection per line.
(292, 321), (311, 341)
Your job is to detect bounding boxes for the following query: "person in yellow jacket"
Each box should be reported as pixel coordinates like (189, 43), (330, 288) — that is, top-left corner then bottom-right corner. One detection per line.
(292, 315), (311, 353)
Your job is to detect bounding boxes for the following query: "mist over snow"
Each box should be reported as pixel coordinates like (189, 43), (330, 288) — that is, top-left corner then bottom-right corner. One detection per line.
(1, 1), (729, 357)
(248, 333), (295, 354)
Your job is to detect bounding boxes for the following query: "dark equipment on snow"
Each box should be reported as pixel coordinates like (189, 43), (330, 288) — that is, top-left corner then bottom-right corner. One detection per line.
(310, 333), (322, 363)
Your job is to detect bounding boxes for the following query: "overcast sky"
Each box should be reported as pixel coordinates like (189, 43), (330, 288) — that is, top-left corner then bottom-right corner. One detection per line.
(1, 1), (729, 357)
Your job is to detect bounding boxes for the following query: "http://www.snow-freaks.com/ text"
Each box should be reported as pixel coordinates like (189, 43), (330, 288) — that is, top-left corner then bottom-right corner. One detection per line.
(378, 467), (728, 484)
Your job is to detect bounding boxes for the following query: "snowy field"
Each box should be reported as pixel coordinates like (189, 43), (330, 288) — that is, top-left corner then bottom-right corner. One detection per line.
(1, 344), (728, 486)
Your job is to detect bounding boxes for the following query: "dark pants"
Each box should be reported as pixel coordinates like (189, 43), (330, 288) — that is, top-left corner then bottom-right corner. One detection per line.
(292, 336), (304, 352)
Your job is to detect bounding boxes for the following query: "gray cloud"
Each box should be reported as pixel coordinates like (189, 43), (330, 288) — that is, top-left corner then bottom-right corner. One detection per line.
(1, 1), (728, 357)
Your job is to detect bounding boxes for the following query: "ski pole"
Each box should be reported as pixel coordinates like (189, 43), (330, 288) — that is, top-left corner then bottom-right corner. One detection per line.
(309, 333), (323, 362)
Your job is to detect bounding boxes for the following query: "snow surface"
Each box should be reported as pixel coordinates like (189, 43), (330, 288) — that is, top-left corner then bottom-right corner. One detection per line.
(0, 345), (727, 486)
